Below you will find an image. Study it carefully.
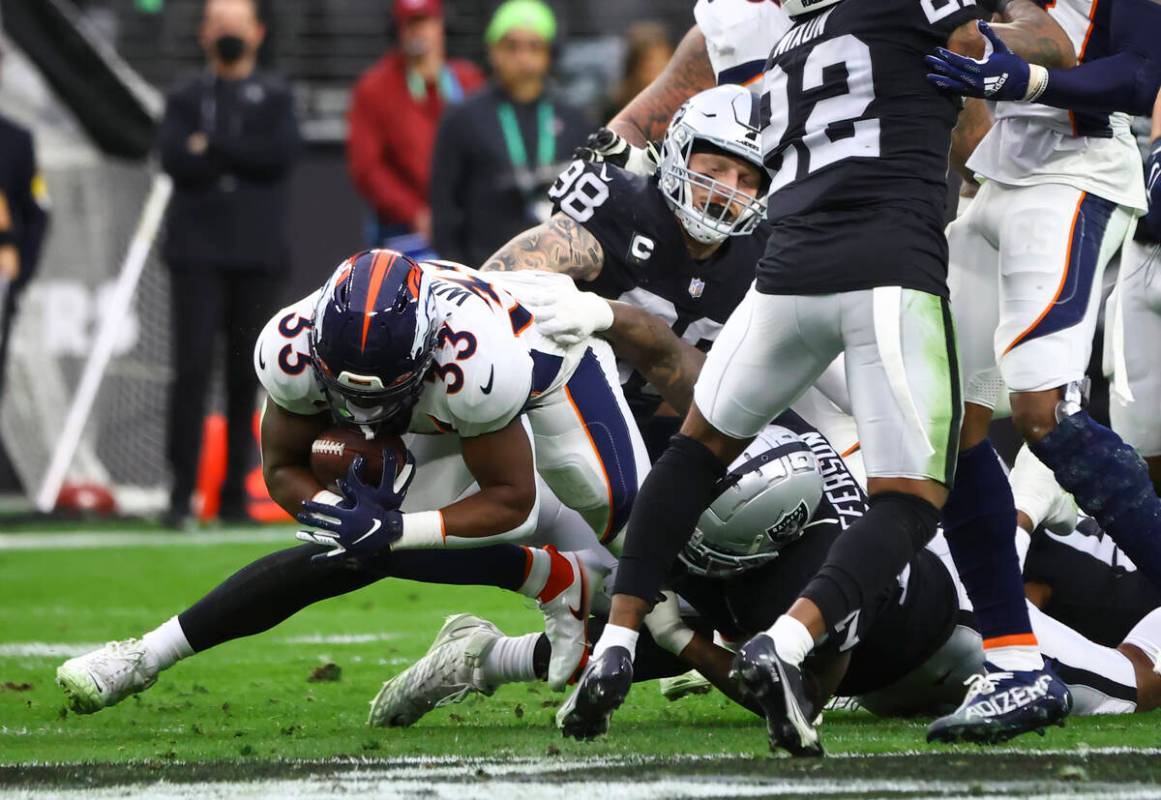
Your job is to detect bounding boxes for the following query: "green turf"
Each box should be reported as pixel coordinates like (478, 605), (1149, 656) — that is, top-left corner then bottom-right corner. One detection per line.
(2, 535), (1159, 777)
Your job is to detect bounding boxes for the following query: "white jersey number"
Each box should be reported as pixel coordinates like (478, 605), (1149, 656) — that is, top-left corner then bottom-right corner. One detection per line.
(764, 34), (881, 193)
(921, 0), (976, 24)
(549, 160), (611, 223)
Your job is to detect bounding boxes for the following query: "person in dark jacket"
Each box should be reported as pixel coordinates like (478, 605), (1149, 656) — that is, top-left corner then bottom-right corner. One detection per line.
(430, 0), (591, 267)
(0, 110), (50, 402)
(158, 0), (299, 527)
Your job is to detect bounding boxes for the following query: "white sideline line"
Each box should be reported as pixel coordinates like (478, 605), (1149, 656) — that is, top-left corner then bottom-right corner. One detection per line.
(0, 529), (295, 551)
(0, 643), (103, 658)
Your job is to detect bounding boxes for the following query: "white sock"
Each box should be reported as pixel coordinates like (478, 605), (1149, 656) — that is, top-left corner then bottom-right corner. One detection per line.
(480, 633), (540, 686)
(592, 624), (638, 661)
(767, 615), (814, 667)
(985, 644), (1044, 672)
(517, 547), (551, 598)
(141, 616), (193, 673)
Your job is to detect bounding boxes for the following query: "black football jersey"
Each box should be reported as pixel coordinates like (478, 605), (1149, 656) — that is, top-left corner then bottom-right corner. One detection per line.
(550, 159), (768, 417)
(756, 0), (983, 298)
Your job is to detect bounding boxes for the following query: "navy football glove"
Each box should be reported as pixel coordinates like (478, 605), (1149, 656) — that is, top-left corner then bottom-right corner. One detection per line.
(296, 448), (416, 563)
(926, 21), (1042, 102)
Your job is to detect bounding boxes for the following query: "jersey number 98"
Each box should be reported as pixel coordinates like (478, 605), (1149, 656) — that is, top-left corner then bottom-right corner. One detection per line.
(549, 160), (611, 223)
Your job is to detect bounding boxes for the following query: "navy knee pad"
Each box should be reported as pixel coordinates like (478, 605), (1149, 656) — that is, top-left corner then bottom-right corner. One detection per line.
(1032, 411), (1161, 589)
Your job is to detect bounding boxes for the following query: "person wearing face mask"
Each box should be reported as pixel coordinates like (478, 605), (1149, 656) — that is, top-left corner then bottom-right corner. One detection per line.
(157, 0), (300, 529)
(429, 0), (592, 267)
(347, 0), (484, 251)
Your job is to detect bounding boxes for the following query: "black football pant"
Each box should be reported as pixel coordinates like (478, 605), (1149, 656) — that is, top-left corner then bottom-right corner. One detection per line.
(166, 267), (280, 517)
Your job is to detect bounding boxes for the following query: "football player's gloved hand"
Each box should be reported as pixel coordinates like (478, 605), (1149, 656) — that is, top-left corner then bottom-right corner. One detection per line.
(643, 591), (696, 656)
(295, 449), (416, 563)
(573, 128), (661, 177)
(524, 284), (614, 347)
(926, 21), (1047, 102)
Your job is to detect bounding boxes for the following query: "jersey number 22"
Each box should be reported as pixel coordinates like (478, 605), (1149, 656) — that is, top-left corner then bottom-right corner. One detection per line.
(763, 34), (881, 193)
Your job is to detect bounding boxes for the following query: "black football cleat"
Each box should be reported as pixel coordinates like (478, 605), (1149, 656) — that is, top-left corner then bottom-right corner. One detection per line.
(730, 633), (823, 757)
(927, 662), (1072, 745)
(556, 645), (633, 741)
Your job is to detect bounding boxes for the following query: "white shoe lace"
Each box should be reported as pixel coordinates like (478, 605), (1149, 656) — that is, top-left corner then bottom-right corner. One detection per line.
(961, 670), (1014, 704)
(376, 625), (496, 721)
(72, 640), (154, 700)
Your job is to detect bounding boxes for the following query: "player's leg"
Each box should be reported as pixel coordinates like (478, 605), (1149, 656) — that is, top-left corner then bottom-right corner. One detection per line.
(55, 542), (542, 714)
(561, 289), (841, 741)
(733, 287), (960, 755)
(1105, 237), (1161, 493)
(998, 189), (1161, 587)
(941, 184), (1043, 675)
(164, 267), (223, 525)
(526, 338), (651, 553)
(1029, 604), (1137, 715)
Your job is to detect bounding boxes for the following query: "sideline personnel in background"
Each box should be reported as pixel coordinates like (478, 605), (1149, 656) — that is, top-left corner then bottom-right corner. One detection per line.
(158, 0), (299, 528)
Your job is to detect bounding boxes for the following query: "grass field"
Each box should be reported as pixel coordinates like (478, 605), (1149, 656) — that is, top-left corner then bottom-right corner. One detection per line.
(3, 526), (1161, 798)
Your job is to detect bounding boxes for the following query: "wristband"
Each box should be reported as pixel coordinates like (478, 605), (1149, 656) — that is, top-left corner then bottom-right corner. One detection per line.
(1025, 65), (1049, 103)
(392, 510), (445, 550)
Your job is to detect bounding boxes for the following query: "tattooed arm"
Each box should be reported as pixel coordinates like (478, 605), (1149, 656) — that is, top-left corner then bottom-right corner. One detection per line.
(608, 25), (716, 147)
(948, 0), (1076, 67)
(603, 301), (705, 415)
(480, 213), (606, 282)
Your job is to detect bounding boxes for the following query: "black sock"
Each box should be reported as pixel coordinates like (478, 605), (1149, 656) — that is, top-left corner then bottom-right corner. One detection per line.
(801, 492), (939, 645)
(179, 543), (530, 652)
(614, 435), (727, 603)
(533, 634), (551, 680)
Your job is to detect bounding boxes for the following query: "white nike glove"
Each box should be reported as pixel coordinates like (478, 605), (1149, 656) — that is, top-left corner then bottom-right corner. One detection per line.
(496, 270), (614, 347)
(644, 591), (696, 656)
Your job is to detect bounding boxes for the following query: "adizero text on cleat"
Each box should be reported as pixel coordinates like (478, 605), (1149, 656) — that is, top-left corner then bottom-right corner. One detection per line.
(926, 662), (1072, 745)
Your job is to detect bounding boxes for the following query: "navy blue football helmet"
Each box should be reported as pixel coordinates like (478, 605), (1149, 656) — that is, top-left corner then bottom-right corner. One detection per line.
(309, 249), (442, 429)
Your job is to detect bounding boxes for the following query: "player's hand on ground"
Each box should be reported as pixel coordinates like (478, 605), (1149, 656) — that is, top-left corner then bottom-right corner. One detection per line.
(573, 128), (660, 176)
(926, 21), (1035, 102)
(295, 450), (415, 562)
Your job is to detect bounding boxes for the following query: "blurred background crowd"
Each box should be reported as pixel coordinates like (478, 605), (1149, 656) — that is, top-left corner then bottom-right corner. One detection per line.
(0, 0), (690, 523)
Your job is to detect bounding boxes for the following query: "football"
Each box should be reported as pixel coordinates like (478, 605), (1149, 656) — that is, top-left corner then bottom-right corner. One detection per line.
(310, 426), (408, 490)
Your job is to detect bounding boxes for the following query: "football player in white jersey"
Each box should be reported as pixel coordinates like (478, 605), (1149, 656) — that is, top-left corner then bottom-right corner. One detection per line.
(933, 0), (1159, 740)
(54, 251), (650, 715)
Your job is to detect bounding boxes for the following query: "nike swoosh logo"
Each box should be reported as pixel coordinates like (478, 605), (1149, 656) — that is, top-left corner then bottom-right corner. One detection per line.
(567, 559), (589, 621)
(1149, 162), (1161, 192)
(480, 366), (495, 395)
(258, 349), (266, 370)
(352, 518), (381, 545)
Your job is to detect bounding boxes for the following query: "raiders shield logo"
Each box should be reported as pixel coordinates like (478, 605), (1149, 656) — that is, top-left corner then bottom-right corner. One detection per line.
(765, 501), (810, 546)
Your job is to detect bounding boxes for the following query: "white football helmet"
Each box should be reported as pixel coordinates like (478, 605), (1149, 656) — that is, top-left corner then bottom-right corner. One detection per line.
(658, 84), (768, 245)
(680, 425), (824, 579)
(781, 0), (844, 18)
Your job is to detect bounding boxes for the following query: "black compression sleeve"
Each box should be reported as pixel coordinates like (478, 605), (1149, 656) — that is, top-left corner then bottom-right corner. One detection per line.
(613, 435), (727, 604)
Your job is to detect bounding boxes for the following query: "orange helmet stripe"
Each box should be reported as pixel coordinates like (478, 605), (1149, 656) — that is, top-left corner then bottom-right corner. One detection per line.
(360, 250), (397, 353)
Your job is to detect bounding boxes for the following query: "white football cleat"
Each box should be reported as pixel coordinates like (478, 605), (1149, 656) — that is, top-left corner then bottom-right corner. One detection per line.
(659, 669), (712, 701)
(56, 639), (158, 714)
(659, 668), (710, 696)
(538, 547), (591, 690)
(368, 614), (501, 727)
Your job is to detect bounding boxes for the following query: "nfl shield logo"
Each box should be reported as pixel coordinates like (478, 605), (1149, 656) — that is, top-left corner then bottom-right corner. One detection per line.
(688, 278), (705, 298)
